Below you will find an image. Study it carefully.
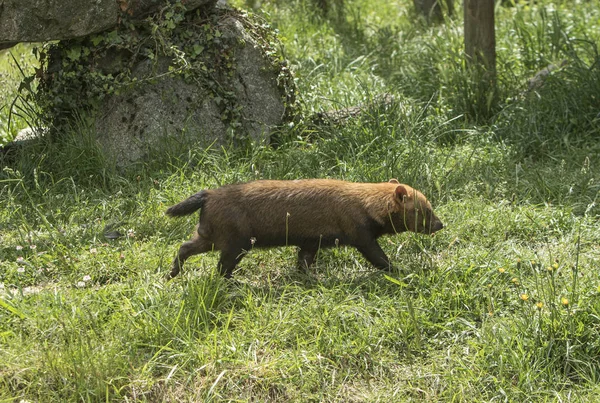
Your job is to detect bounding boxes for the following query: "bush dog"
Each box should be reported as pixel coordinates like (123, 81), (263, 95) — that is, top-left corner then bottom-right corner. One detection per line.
(166, 179), (443, 279)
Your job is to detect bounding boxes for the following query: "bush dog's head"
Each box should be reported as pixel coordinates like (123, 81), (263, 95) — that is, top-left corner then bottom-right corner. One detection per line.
(388, 179), (444, 235)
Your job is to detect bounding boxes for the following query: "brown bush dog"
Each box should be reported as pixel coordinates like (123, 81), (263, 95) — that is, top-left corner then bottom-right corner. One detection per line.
(165, 179), (444, 279)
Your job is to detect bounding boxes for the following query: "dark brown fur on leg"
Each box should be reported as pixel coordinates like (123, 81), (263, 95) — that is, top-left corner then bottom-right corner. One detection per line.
(297, 247), (318, 270)
(168, 231), (213, 279)
(218, 247), (247, 278)
(356, 241), (396, 271)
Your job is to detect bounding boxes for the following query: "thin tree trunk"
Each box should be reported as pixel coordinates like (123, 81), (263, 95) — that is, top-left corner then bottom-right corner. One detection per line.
(464, 0), (496, 76)
(464, 0), (496, 117)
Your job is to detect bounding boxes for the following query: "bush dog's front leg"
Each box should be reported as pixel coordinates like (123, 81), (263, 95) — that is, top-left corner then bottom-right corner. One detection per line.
(356, 241), (396, 271)
(297, 247), (318, 270)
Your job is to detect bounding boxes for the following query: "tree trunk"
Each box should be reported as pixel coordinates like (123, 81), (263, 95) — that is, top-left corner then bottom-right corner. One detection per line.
(464, 0), (496, 76)
(464, 0), (496, 117)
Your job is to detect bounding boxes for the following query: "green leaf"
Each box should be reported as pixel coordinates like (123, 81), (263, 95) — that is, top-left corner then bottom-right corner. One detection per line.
(105, 30), (123, 45)
(0, 297), (26, 319)
(91, 35), (104, 46)
(192, 44), (204, 57)
(66, 46), (82, 61)
(384, 274), (407, 288)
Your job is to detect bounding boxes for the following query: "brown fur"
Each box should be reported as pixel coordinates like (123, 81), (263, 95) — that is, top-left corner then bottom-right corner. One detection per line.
(166, 179), (443, 278)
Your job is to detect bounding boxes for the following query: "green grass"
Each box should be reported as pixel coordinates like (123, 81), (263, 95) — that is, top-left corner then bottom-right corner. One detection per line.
(0, 44), (38, 145)
(2, 0), (600, 401)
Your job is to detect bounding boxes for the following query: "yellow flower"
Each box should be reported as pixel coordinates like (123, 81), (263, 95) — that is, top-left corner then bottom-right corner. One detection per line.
(530, 260), (536, 266)
(512, 277), (519, 284)
(498, 268), (505, 273)
(561, 297), (569, 306)
(547, 266), (553, 272)
(536, 302), (543, 309)
(520, 294), (529, 301)
(552, 263), (559, 269)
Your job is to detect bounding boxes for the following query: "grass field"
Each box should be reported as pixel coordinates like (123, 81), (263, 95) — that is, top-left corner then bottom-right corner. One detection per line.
(1, 0), (600, 401)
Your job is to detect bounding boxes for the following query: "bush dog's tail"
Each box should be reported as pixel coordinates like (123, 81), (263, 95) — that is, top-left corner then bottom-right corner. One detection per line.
(166, 191), (207, 217)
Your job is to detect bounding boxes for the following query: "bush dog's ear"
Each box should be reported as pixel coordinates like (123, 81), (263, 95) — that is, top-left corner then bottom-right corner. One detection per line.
(395, 185), (409, 201)
(388, 178), (400, 184)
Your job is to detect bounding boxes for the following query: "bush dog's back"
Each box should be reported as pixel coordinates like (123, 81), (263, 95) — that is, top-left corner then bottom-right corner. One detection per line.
(166, 179), (443, 278)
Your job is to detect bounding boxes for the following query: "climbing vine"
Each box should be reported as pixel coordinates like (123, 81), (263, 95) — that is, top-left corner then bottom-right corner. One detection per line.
(32, 1), (297, 135)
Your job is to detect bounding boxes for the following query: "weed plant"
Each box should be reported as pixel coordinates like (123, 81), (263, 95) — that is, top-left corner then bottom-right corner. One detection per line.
(0, 44), (39, 145)
(1, 0), (600, 401)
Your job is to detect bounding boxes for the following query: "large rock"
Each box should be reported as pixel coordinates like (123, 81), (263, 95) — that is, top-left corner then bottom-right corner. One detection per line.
(0, 0), (215, 49)
(35, 8), (295, 167)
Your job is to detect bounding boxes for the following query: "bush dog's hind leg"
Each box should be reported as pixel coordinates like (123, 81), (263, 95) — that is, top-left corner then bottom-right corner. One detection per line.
(356, 241), (396, 271)
(297, 247), (318, 270)
(169, 231), (213, 279)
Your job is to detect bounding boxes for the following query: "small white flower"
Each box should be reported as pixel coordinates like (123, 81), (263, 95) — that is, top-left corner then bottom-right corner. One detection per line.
(16, 256), (24, 263)
(17, 267), (25, 273)
(83, 275), (91, 282)
(29, 244), (37, 250)
(127, 229), (135, 238)
(90, 248), (98, 254)
(16, 245), (23, 251)
(76, 281), (86, 288)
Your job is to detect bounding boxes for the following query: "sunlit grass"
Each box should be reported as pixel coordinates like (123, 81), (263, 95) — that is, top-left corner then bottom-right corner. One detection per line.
(0, 43), (38, 145)
(1, 0), (600, 401)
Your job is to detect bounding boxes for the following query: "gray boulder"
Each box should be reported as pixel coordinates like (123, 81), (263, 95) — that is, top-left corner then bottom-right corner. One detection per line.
(0, 0), (216, 49)
(36, 8), (295, 167)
